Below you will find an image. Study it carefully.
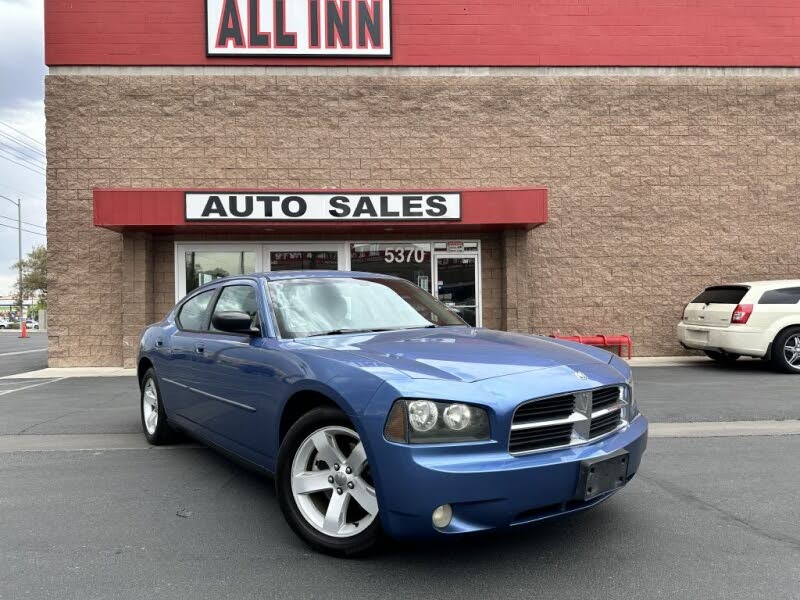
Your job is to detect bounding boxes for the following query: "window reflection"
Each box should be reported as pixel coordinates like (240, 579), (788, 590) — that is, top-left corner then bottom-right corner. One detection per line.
(185, 251), (255, 294)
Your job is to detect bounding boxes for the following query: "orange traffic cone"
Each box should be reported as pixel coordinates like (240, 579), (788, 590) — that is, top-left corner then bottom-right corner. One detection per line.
(19, 319), (27, 339)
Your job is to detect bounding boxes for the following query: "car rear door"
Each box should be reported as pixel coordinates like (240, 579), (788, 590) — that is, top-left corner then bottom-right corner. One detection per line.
(683, 285), (750, 328)
(184, 281), (281, 461)
(165, 288), (218, 418)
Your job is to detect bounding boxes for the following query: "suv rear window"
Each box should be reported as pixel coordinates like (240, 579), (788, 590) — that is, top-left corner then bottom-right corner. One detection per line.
(758, 287), (800, 305)
(691, 285), (749, 305)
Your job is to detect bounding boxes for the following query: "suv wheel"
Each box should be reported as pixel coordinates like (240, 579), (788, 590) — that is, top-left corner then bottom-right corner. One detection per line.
(276, 407), (381, 557)
(772, 328), (800, 374)
(704, 350), (739, 364)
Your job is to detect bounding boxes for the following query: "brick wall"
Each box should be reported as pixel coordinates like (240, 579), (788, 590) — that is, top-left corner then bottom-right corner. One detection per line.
(45, 73), (800, 365)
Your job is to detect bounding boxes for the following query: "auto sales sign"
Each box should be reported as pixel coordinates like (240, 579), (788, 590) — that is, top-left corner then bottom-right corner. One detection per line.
(206, 0), (391, 56)
(185, 193), (461, 221)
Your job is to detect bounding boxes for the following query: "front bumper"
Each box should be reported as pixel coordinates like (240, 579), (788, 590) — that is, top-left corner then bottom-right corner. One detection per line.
(373, 415), (648, 540)
(676, 322), (768, 357)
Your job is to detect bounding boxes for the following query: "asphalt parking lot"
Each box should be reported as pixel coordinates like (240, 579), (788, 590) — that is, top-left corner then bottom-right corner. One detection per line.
(0, 332), (47, 377)
(0, 362), (798, 599)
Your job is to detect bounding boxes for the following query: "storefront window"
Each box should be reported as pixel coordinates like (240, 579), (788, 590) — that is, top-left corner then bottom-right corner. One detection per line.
(350, 243), (432, 292)
(436, 256), (478, 326)
(270, 251), (339, 271)
(184, 251), (255, 294)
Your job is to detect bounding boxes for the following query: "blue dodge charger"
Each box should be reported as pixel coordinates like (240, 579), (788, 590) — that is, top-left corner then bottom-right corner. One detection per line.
(138, 271), (648, 556)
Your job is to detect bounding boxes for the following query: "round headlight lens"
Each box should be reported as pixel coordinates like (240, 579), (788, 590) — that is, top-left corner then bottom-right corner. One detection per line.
(407, 400), (438, 432)
(442, 403), (472, 431)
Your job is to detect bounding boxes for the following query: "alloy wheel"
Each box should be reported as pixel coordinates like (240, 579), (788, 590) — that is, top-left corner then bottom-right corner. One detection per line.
(142, 378), (159, 435)
(784, 335), (800, 369)
(290, 426), (378, 538)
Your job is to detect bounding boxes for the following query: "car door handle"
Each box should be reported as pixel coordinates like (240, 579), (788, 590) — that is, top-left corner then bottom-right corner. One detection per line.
(195, 343), (205, 354)
(155, 338), (164, 347)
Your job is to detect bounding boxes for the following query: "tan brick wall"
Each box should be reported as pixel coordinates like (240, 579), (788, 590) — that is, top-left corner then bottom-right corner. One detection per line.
(45, 74), (800, 365)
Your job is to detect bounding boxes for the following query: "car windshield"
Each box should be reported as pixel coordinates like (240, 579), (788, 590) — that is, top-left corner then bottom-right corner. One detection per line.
(267, 277), (466, 338)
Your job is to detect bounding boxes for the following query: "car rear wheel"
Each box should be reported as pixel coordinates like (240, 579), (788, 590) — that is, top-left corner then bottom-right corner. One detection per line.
(276, 407), (381, 557)
(140, 368), (175, 444)
(772, 328), (800, 374)
(704, 350), (740, 364)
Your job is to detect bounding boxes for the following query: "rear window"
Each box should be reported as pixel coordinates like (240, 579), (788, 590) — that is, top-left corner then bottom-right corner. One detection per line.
(758, 287), (800, 305)
(691, 286), (749, 305)
(177, 289), (215, 330)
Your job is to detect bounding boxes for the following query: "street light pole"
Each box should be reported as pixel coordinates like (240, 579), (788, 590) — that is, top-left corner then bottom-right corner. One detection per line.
(17, 198), (22, 319)
(0, 195), (23, 319)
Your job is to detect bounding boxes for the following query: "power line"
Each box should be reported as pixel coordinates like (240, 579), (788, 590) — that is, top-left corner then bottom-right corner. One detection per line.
(0, 130), (46, 160)
(0, 150), (46, 176)
(0, 182), (44, 202)
(0, 120), (45, 150)
(0, 140), (46, 168)
(0, 221), (47, 237)
(0, 214), (46, 230)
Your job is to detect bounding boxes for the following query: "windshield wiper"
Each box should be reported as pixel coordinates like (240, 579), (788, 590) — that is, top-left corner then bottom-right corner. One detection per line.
(306, 328), (398, 337)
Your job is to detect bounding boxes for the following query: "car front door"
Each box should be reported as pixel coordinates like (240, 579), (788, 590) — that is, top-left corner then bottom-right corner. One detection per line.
(186, 281), (283, 462)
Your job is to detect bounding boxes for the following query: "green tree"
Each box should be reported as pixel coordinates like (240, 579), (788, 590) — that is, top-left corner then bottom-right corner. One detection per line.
(12, 245), (47, 308)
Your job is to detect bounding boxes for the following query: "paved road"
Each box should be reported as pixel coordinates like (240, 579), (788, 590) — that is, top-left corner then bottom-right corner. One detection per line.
(0, 364), (798, 599)
(0, 332), (47, 377)
(0, 436), (797, 600)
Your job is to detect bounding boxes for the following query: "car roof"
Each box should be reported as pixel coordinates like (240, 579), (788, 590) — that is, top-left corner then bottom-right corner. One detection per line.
(736, 280), (800, 289)
(191, 271), (402, 292)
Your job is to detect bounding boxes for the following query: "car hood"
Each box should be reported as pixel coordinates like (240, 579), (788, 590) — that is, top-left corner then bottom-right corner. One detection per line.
(296, 327), (614, 383)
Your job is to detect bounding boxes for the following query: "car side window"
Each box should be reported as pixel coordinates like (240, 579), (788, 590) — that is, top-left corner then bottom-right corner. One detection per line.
(177, 290), (215, 331)
(210, 285), (260, 332)
(758, 287), (800, 305)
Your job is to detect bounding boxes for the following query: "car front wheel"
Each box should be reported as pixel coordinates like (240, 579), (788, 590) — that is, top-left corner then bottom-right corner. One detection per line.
(276, 407), (381, 556)
(140, 368), (175, 444)
(772, 327), (800, 374)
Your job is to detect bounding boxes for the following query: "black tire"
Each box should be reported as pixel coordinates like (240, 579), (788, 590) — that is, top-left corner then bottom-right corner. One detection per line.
(276, 407), (382, 557)
(140, 368), (176, 445)
(770, 327), (800, 374)
(704, 350), (740, 364)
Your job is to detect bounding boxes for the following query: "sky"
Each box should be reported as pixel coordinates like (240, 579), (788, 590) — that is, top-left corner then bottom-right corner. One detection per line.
(0, 0), (47, 296)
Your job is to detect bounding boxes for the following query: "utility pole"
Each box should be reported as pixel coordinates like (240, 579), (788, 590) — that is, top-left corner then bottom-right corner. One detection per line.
(17, 197), (22, 319)
(0, 195), (23, 319)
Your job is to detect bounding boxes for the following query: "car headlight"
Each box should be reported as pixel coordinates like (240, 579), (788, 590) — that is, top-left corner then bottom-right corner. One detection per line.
(384, 399), (490, 444)
(624, 381), (640, 421)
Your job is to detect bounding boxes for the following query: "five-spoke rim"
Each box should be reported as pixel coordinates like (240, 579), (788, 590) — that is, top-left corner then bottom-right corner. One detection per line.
(784, 335), (800, 369)
(291, 425), (378, 538)
(142, 378), (159, 435)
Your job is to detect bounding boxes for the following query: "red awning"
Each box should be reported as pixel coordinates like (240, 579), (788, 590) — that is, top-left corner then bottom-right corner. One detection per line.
(93, 187), (548, 234)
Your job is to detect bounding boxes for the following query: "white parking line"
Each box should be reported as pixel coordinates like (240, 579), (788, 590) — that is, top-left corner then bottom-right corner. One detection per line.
(649, 420), (800, 438)
(0, 421), (797, 453)
(0, 378), (65, 396)
(0, 348), (47, 357)
(0, 434), (201, 453)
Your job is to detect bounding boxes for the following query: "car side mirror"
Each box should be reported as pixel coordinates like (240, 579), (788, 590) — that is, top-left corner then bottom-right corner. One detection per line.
(211, 311), (259, 335)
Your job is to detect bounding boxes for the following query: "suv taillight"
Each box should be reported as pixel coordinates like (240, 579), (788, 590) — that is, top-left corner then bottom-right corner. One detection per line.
(731, 304), (753, 324)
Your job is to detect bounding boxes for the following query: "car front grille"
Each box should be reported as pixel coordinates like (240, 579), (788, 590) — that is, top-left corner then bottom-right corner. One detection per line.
(509, 385), (627, 456)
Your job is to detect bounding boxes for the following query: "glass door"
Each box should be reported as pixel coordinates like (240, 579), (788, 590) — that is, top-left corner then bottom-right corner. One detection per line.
(265, 243), (346, 272)
(435, 255), (479, 326)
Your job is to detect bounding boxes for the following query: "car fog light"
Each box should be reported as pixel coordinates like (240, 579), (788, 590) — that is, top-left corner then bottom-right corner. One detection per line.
(432, 504), (453, 529)
(443, 403), (472, 430)
(408, 400), (438, 432)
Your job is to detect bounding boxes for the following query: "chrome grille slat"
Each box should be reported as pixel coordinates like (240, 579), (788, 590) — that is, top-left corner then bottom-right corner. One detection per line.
(509, 385), (628, 456)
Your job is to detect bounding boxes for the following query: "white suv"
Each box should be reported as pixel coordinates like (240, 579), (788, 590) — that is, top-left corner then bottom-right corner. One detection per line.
(677, 280), (800, 373)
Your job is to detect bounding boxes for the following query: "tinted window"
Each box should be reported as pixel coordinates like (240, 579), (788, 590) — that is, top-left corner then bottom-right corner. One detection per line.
(758, 287), (800, 305)
(177, 290), (215, 330)
(210, 285), (260, 332)
(692, 286), (749, 304)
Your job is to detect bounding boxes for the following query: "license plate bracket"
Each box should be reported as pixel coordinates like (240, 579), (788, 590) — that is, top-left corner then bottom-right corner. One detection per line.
(576, 449), (630, 501)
